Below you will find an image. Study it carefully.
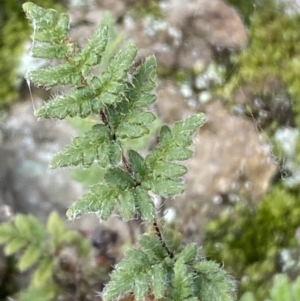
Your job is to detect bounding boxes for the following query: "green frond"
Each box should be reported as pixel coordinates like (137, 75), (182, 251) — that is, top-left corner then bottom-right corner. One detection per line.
(150, 178), (184, 198)
(153, 161), (187, 179)
(23, 2), (69, 43)
(194, 260), (236, 301)
(76, 25), (109, 68)
(50, 124), (112, 167)
(15, 215), (46, 242)
(18, 245), (43, 271)
(103, 245), (168, 301)
(18, 282), (59, 301)
(21, 4), (236, 301)
(128, 150), (147, 181)
(0, 215), (46, 256)
(32, 43), (71, 59)
(66, 174), (155, 222)
(103, 43), (137, 83)
(33, 257), (53, 285)
(149, 263), (166, 298)
(134, 186), (156, 222)
(116, 111), (156, 139)
(172, 114), (206, 147)
(29, 64), (81, 87)
(143, 114), (206, 197)
(138, 233), (168, 261)
(176, 243), (198, 265)
(119, 190), (136, 220)
(4, 238), (28, 256)
(0, 222), (17, 243)
(104, 167), (136, 189)
(66, 184), (117, 220)
(170, 258), (195, 301)
(162, 225), (183, 254)
(107, 56), (157, 139)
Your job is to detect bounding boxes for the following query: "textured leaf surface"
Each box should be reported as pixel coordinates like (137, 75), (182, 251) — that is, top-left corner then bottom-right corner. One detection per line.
(119, 190), (136, 221)
(35, 87), (95, 119)
(194, 261), (236, 301)
(104, 168), (136, 189)
(135, 187), (155, 222)
(139, 234), (168, 261)
(66, 184), (117, 220)
(77, 25), (109, 68)
(150, 179), (184, 198)
(178, 243), (198, 265)
(153, 162), (187, 179)
(23, 2), (69, 43)
(144, 114), (205, 198)
(150, 263), (166, 299)
(107, 56), (157, 140)
(103, 244), (168, 301)
(32, 44), (69, 59)
(29, 64), (80, 87)
(128, 150), (146, 180)
(50, 124), (111, 167)
(171, 258), (195, 300)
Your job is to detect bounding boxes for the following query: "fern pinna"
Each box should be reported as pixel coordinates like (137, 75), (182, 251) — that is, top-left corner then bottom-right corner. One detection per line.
(1, 2), (237, 300)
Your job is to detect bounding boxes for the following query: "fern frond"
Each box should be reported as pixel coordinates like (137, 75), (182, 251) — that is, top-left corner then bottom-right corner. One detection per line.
(22, 4), (236, 301)
(169, 258), (196, 301)
(102, 234), (169, 301)
(194, 260), (236, 301)
(66, 176), (155, 222)
(50, 124), (112, 167)
(23, 2), (69, 43)
(107, 56), (158, 139)
(143, 114), (206, 197)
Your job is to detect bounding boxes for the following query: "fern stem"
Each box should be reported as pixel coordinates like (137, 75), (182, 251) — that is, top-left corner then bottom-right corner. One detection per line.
(153, 220), (174, 258)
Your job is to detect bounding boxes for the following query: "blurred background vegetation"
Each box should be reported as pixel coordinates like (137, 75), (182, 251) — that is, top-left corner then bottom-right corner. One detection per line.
(1, 0), (300, 300)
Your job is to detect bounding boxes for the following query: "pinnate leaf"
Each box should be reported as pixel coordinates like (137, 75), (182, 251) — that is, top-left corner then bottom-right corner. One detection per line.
(134, 187), (155, 222)
(177, 243), (198, 265)
(4, 238), (28, 255)
(104, 168), (136, 189)
(50, 124), (111, 168)
(153, 161), (187, 179)
(128, 150), (146, 178)
(47, 212), (65, 240)
(171, 258), (194, 300)
(119, 190), (136, 221)
(0, 222), (16, 243)
(139, 234), (168, 261)
(19, 245), (43, 271)
(33, 257), (53, 285)
(77, 25), (109, 67)
(150, 263), (166, 299)
(150, 179), (184, 197)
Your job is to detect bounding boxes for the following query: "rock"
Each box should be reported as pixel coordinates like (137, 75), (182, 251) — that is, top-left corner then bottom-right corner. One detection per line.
(168, 0), (248, 50)
(0, 100), (84, 221)
(187, 100), (277, 201)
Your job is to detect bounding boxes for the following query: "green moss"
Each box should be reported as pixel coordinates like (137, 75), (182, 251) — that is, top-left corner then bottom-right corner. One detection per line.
(226, 0), (255, 25)
(204, 185), (300, 299)
(130, 0), (163, 19)
(222, 0), (300, 127)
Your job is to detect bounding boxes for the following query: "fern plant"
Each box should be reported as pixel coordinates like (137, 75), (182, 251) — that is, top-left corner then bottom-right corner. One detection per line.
(4, 2), (238, 300)
(0, 212), (90, 301)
